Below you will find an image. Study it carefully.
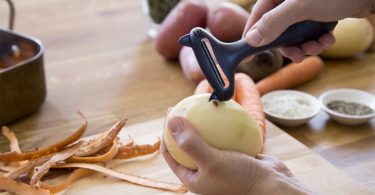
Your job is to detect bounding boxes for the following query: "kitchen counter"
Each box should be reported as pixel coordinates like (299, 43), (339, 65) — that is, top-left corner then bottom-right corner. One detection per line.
(0, 0), (374, 193)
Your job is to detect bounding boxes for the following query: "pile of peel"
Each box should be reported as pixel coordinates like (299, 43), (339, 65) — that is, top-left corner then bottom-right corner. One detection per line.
(0, 112), (187, 194)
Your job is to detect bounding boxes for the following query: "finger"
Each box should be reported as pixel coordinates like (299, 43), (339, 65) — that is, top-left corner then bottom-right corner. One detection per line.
(245, 1), (305, 47)
(280, 47), (305, 63)
(168, 116), (218, 169)
(161, 139), (196, 183)
(319, 32), (336, 48)
(243, 0), (282, 37)
(256, 154), (279, 161)
(257, 154), (294, 177)
(301, 41), (323, 56)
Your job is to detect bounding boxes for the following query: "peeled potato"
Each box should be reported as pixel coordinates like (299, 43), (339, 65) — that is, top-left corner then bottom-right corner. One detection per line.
(163, 94), (263, 170)
(321, 18), (374, 58)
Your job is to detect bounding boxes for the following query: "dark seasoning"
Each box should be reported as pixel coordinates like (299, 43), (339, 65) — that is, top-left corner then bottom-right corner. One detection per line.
(327, 100), (374, 116)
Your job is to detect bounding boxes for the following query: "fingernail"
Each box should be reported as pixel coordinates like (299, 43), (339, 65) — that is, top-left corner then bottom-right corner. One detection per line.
(245, 28), (263, 46)
(168, 117), (185, 134)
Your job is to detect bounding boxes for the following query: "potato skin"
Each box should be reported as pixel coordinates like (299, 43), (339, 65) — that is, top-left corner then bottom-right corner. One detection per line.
(179, 46), (204, 83)
(207, 2), (249, 42)
(367, 15), (375, 51)
(237, 50), (283, 82)
(154, 0), (208, 60)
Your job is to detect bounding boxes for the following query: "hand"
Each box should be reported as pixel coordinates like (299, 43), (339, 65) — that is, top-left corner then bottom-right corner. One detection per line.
(161, 116), (315, 195)
(243, 0), (375, 62)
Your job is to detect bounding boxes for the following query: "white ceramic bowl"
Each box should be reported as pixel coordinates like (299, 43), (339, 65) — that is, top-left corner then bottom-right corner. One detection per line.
(261, 90), (321, 127)
(319, 89), (375, 126)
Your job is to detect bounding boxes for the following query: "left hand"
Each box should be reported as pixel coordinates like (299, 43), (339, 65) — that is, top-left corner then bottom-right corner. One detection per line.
(161, 116), (314, 195)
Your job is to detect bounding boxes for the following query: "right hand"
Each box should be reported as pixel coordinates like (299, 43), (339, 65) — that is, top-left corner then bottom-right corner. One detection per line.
(243, 0), (375, 62)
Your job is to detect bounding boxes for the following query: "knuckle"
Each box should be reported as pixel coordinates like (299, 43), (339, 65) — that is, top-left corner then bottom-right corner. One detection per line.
(289, 0), (309, 19)
(259, 13), (274, 33)
(178, 133), (200, 153)
(204, 161), (218, 173)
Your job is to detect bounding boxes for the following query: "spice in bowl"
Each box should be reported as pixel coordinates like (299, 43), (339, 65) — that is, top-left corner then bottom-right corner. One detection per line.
(263, 92), (316, 119)
(261, 90), (321, 127)
(327, 100), (374, 116)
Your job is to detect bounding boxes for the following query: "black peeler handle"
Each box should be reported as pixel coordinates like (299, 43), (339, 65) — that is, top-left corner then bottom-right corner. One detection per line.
(179, 20), (337, 101)
(230, 21), (338, 63)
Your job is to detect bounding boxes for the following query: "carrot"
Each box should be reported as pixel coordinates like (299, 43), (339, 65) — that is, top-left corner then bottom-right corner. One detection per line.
(194, 79), (213, 95)
(194, 79), (238, 101)
(194, 73), (266, 141)
(256, 56), (324, 96)
(235, 73), (266, 141)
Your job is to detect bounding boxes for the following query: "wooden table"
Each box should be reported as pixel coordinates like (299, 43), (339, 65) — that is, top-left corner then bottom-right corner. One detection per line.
(0, 0), (374, 193)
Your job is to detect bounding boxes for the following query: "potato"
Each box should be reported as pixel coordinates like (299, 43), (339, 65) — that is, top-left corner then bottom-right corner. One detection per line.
(237, 49), (283, 82)
(207, 2), (249, 42)
(179, 46), (204, 83)
(154, 0), (208, 60)
(321, 18), (374, 58)
(229, 0), (256, 10)
(164, 94), (263, 170)
(367, 15), (375, 51)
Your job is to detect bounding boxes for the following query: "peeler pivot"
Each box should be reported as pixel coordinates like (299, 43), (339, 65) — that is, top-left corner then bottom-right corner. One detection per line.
(179, 20), (337, 101)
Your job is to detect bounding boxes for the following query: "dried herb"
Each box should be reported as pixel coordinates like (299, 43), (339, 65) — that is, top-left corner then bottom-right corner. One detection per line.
(147, 0), (180, 24)
(327, 100), (374, 116)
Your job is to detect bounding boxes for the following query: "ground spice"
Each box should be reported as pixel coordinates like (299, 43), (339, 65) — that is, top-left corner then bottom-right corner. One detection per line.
(327, 100), (374, 116)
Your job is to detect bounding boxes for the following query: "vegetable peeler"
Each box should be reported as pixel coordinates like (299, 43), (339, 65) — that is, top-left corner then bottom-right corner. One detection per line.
(179, 20), (337, 101)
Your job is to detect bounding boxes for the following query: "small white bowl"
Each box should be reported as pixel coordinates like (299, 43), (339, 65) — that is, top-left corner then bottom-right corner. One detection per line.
(261, 90), (321, 127)
(319, 89), (375, 126)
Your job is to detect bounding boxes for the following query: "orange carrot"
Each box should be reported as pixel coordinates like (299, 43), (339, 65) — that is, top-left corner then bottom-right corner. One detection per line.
(194, 79), (213, 95)
(256, 56), (324, 96)
(235, 73), (266, 141)
(193, 73), (266, 141)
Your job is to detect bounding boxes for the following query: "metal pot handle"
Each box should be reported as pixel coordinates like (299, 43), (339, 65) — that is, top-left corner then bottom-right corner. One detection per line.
(5, 0), (15, 30)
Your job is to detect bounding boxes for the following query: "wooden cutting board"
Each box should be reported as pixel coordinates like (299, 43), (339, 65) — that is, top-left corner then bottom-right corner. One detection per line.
(57, 118), (372, 195)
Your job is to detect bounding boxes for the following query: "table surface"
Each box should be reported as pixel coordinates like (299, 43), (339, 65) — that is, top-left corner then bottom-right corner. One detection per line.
(0, 0), (374, 192)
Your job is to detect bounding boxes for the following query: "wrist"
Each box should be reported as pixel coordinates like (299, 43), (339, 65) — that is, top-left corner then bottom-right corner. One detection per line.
(250, 172), (316, 195)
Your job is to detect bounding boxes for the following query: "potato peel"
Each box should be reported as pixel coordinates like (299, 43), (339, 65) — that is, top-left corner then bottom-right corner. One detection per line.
(0, 116), (178, 194)
(39, 168), (94, 193)
(0, 175), (50, 195)
(30, 141), (83, 187)
(115, 137), (161, 159)
(2, 126), (22, 153)
(54, 163), (187, 193)
(0, 112), (88, 162)
(67, 138), (119, 163)
(74, 118), (127, 157)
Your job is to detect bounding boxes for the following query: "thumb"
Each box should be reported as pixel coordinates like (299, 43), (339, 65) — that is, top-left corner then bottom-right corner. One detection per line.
(168, 116), (218, 168)
(245, 1), (304, 47)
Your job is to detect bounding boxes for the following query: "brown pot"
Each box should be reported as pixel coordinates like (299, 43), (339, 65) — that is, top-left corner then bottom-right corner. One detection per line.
(0, 0), (46, 126)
